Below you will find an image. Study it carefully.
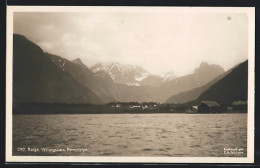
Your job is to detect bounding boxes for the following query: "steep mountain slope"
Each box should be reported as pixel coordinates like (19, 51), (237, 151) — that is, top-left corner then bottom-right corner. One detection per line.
(190, 60), (248, 105)
(166, 67), (235, 104)
(159, 62), (225, 102)
(46, 54), (116, 103)
(13, 34), (103, 104)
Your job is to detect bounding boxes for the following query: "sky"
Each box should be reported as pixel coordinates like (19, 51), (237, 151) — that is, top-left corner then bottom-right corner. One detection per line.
(13, 9), (249, 76)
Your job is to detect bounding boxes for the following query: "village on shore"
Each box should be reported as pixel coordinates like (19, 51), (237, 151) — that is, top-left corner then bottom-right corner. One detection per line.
(105, 100), (247, 113)
(13, 100), (247, 114)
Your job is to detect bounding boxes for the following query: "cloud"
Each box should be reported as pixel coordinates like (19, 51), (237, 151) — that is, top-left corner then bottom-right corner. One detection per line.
(13, 11), (248, 76)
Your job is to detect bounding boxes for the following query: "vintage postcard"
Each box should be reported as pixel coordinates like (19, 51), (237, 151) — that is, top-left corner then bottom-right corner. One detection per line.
(6, 6), (255, 163)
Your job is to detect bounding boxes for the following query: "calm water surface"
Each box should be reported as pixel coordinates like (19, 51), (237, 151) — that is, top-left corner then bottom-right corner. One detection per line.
(13, 113), (247, 157)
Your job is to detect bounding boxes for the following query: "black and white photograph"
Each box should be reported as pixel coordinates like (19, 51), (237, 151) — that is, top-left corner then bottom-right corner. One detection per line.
(6, 6), (255, 163)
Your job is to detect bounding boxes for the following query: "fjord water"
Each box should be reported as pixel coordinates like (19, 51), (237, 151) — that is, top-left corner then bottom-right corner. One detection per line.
(13, 113), (247, 157)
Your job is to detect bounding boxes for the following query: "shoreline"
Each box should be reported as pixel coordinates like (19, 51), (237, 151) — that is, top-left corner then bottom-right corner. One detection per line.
(12, 103), (247, 115)
(13, 112), (247, 115)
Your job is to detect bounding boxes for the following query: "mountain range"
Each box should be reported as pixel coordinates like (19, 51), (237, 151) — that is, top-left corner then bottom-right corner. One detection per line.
(91, 62), (176, 86)
(12, 34), (248, 105)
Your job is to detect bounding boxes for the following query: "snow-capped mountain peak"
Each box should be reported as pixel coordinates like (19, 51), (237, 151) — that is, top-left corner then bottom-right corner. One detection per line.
(91, 62), (150, 86)
(160, 71), (176, 82)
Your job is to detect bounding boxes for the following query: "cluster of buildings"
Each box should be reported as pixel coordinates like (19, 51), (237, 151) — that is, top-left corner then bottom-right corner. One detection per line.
(106, 100), (247, 113)
(106, 102), (174, 111)
(187, 100), (247, 113)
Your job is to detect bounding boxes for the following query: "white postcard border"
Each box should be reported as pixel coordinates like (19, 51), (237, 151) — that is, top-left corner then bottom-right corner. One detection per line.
(6, 6), (255, 163)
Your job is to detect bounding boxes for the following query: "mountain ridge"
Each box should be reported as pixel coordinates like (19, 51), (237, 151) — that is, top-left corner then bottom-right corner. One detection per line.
(90, 62), (177, 87)
(91, 62), (150, 86)
(189, 60), (248, 105)
(165, 66), (234, 104)
(13, 34), (103, 104)
(46, 53), (116, 103)
(158, 62), (225, 102)
(13, 34), (240, 105)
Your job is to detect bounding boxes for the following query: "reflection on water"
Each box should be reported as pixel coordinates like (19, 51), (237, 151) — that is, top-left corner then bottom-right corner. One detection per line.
(13, 113), (247, 157)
